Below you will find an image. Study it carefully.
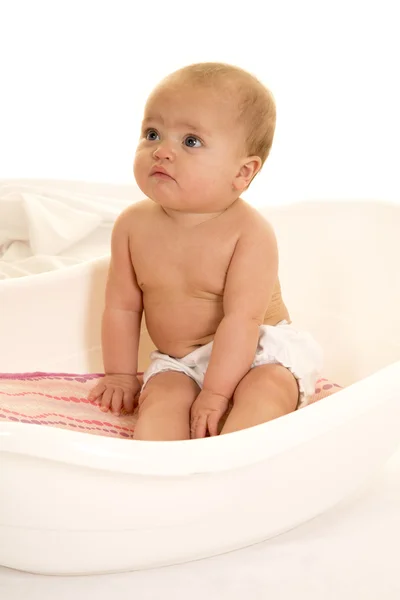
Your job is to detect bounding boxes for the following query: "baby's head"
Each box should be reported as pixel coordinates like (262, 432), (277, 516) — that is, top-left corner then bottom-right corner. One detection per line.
(134, 62), (276, 213)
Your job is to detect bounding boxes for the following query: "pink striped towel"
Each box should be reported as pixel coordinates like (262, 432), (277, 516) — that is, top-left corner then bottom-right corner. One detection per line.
(0, 372), (342, 439)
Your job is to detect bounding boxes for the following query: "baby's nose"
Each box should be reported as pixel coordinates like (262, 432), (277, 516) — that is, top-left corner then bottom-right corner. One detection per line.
(152, 141), (175, 161)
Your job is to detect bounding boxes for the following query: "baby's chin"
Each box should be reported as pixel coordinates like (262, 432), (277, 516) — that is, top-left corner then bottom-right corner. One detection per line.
(150, 197), (199, 212)
(141, 182), (235, 213)
(142, 186), (191, 210)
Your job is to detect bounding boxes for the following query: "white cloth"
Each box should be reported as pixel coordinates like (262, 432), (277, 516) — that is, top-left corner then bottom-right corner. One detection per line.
(0, 183), (130, 279)
(143, 321), (324, 407)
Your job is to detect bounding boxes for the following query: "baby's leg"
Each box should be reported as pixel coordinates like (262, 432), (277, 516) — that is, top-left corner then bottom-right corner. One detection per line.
(134, 371), (200, 441)
(221, 364), (298, 435)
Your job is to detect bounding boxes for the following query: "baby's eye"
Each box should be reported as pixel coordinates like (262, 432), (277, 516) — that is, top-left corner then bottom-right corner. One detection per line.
(184, 135), (202, 148)
(145, 129), (160, 141)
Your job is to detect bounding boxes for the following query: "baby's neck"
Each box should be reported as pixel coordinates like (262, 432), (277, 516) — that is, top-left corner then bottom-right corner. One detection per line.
(161, 200), (239, 227)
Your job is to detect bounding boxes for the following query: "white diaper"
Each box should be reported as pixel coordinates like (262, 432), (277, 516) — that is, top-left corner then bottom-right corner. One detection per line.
(142, 321), (323, 408)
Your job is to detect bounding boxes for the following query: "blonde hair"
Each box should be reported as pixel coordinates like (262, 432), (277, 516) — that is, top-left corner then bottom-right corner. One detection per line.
(164, 62), (276, 166)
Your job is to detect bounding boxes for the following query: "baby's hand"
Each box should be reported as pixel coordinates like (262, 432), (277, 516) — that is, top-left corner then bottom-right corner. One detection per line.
(190, 389), (230, 439)
(88, 373), (141, 416)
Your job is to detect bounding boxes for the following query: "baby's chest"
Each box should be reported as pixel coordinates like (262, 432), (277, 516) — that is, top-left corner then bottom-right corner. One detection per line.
(131, 234), (236, 296)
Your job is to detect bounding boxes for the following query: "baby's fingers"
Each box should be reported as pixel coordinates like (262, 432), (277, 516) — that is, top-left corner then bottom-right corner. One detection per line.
(110, 388), (124, 415)
(123, 390), (136, 414)
(100, 388), (114, 412)
(207, 411), (220, 437)
(191, 414), (207, 439)
(88, 382), (106, 401)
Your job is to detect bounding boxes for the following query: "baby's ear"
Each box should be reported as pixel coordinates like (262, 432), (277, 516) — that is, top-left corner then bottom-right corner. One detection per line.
(233, 156), (262, 192)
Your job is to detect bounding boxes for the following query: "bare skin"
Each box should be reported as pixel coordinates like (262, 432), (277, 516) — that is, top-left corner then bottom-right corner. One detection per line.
(88, 75), (298, 439)
(128, 198), (290, 359)
(89, 198), (295, 438)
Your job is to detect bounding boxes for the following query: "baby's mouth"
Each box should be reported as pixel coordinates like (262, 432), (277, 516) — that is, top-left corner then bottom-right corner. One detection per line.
(152, 171), (174, 181)
(150, 165), (175, 181)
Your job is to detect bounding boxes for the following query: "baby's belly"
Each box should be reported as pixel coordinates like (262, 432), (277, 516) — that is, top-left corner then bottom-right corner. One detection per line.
(143, 295), (224, 358)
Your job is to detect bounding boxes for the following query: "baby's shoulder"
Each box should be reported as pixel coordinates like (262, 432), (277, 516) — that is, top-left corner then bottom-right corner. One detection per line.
(116, 198), (155, 229)
(234, 199), (276, 239)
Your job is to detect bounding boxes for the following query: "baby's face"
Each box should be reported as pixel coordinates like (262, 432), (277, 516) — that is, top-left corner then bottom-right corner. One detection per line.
(134, 83), (247, 213)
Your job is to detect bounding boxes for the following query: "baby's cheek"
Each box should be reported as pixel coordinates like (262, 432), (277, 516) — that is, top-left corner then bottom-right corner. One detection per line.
(133, 152), (147, 179)
(192, 166), (218, 187)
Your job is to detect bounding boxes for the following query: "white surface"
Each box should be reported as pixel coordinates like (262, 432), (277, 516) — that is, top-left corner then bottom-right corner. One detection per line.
(0, 181), (400, 590)
(1, 449), (400, 600)
(0, 180), (133, 279)
(0, 452), (400, 600)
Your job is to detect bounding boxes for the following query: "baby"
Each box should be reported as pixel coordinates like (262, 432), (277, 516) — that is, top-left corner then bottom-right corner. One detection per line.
(89, 62), (323, 441)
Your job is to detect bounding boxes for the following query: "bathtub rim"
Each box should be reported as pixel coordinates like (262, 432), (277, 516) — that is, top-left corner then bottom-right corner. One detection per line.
(1, 360), (399, 477)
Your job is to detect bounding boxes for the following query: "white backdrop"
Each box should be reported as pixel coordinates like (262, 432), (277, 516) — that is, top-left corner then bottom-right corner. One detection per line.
(0, 0), (398, 207)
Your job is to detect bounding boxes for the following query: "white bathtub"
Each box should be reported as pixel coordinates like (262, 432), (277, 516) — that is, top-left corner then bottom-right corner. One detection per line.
(0, 180), (399, 575)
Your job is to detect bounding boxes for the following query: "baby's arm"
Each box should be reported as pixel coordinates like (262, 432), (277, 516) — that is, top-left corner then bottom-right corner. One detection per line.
(89, 208), (143, 414)
(191, 218), (278, 437)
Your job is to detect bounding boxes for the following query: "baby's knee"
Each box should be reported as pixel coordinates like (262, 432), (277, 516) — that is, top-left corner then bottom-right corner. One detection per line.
(138, 377), (194, 416)
(233, 364), (298, 413)
(138, 388), (167, 414)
